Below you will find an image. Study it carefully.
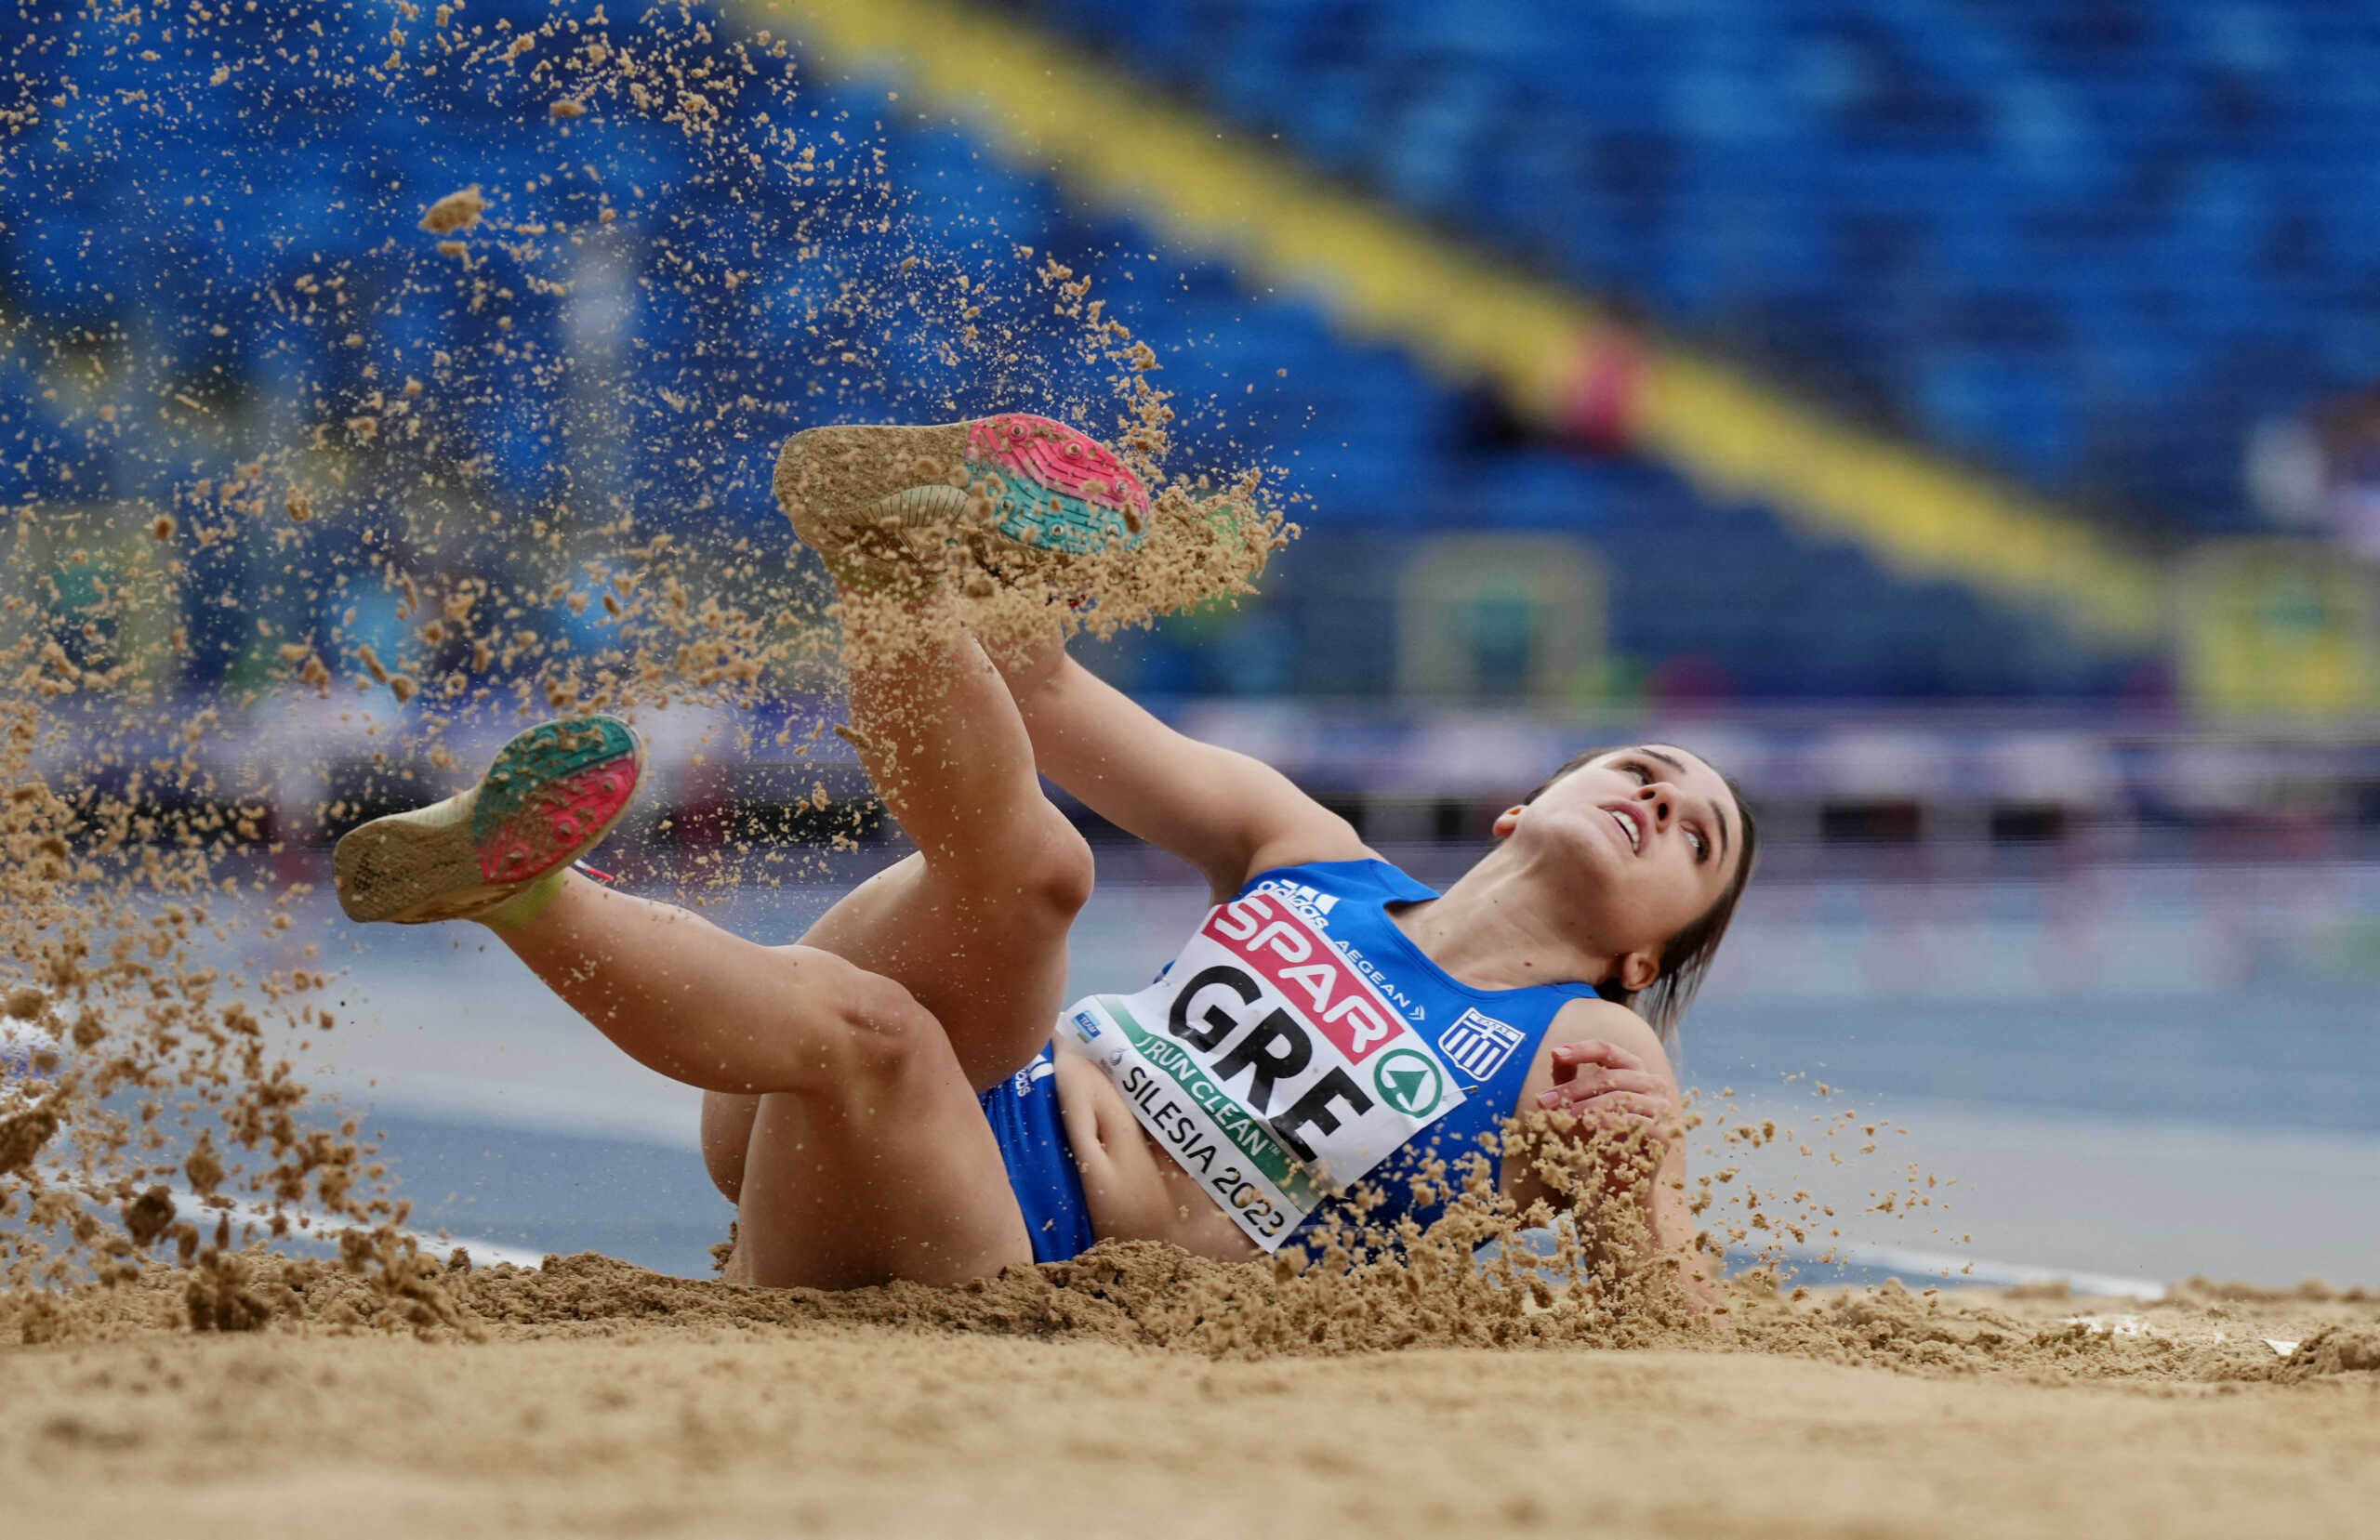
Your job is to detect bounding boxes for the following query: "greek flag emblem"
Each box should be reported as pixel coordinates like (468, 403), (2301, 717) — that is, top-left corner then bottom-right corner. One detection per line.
(1435, 1007), (1525, 1081)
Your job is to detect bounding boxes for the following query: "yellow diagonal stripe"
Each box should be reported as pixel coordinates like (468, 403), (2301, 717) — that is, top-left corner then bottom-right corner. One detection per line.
(749, 0), (2163, 645)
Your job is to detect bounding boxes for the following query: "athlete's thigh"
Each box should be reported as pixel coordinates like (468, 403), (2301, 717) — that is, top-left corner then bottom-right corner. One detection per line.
(724, 1032), (1032, 1290)
(787, 851), (1073, 1091)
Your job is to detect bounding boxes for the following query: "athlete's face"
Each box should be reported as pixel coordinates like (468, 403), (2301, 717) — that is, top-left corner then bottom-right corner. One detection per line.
(1494, 744), (1744, 991)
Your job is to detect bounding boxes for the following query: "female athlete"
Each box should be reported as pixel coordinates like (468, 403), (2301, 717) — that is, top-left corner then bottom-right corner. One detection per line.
(332, 415), (1758, 1295)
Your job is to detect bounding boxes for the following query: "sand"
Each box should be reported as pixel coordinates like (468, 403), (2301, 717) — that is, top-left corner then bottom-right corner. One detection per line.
(3, 1254), (2376, 1538)
(10, 1337), (2374, 1540)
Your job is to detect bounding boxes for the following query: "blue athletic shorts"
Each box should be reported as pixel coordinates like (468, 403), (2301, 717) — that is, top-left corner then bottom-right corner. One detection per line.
(979, 1046), (1097, 1264)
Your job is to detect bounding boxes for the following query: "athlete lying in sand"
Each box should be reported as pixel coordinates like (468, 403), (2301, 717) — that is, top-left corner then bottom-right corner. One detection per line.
(332, 415), (1757, 1296)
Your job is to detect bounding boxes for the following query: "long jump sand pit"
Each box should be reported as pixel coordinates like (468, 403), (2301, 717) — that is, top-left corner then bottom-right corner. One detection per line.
(5, 1251), (2375, 1538)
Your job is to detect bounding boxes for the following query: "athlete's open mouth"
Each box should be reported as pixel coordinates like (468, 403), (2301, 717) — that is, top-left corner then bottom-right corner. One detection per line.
(1603, 805), (1644, 853)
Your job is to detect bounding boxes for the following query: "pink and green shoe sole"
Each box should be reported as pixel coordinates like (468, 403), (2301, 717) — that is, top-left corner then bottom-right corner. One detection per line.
(333, 716), (643, 925)
(963, 414), (1150, 556)
(774, 413), (1152, 576)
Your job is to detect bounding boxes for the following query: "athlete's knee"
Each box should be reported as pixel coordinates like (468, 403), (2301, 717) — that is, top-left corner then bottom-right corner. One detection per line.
(811, 964), (944, 1088)
(1013, 809), (1094, 919)
(700, 1092), (759, 1204)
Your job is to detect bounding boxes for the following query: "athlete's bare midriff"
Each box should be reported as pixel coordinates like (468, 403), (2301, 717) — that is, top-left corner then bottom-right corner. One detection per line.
(1050, 1046), (1261, 1262)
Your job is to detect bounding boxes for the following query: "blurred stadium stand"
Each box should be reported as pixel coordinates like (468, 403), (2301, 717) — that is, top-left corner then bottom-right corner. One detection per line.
(1, 0), (2375, 848)
(999, 0), (2380, 539)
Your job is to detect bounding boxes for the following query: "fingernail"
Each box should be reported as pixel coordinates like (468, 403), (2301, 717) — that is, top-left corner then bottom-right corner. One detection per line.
(1537, 1091), (1560, 1108)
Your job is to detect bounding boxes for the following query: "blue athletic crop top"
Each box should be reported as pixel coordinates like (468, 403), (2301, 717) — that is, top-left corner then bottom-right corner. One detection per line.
(1260, 860), (1600, 1249)
(1068, 857), (1600, 1255)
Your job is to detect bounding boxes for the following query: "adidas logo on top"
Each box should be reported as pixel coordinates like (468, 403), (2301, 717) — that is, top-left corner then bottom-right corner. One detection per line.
(1261, 879), (1339, 918)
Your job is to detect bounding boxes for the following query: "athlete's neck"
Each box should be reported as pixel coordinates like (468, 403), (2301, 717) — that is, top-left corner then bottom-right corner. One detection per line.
(1388, 850), (1604, 994)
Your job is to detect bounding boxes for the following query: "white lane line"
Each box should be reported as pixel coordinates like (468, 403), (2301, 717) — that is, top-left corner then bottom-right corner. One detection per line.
(2063, 1315), (2302, 1357)
(24, 1166), (555, 1273)
(1508, 1227), (2170, 1300)
(154, 1186), (554, 1271)
(36, 1166), (2172, 1299)
(1775, 1238), (2166, 1299)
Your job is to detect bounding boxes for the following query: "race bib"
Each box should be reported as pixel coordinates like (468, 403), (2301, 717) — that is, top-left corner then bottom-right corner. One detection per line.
(1067, 885), (1463, 1251)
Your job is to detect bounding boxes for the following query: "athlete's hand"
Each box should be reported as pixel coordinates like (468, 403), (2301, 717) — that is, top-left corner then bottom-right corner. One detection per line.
(1535, 1038), (1682, 1176)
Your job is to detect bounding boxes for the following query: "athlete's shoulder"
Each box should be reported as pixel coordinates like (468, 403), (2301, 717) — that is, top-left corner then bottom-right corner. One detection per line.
(1543, 995), (1673, 1076)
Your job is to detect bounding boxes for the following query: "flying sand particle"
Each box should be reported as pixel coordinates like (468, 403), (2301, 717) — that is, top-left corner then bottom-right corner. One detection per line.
(418, 186), (489, 235)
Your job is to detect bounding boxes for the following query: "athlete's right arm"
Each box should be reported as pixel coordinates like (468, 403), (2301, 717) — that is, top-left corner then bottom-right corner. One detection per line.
(1000, 642), (1371, 895)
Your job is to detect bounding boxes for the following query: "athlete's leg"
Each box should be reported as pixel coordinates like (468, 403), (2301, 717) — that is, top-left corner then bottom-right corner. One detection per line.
(335, 716), (1033, 1286)
(491, 874), (1031, 1287)
(751, 414), (1169, 1099)
(694, 413), (1142, 1201)
(694, 591), (1089, 1204)
(810, 590), (1091, 1079)
(751, 414), (1150, 1093)
(701, 1089), (763, 1204)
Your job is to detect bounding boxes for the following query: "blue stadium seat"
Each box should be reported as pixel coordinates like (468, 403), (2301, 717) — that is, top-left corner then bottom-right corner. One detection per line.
(0, 0), (2182, 700)
(1005, 0), (2380, 537)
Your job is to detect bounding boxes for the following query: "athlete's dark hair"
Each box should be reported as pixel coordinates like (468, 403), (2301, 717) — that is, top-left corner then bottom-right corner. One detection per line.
(1519, 745), (1760, 1050)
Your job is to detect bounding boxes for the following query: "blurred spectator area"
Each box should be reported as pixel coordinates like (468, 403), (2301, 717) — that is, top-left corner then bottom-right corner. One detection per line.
(2, 0), (2377, 715)
(67, 693), (2380, 870)
(998, 0), (2380, 540)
